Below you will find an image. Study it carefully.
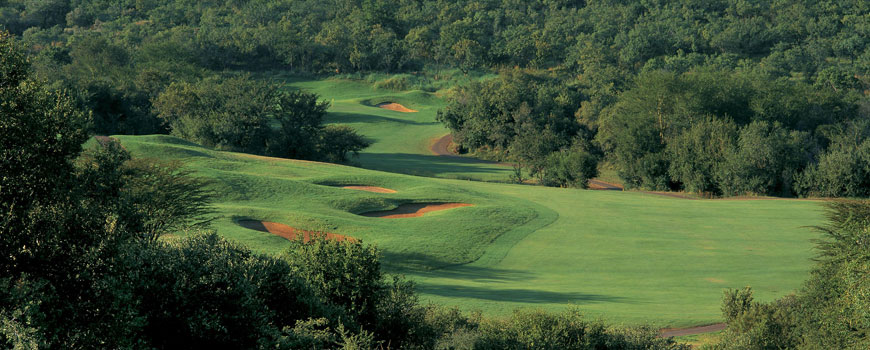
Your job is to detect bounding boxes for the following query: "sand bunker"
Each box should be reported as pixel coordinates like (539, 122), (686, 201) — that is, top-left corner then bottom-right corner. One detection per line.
(238, 220), (356, 243)
(341, 186), (397, 193)
(360, 203), (472, 218)
(376, 102), (417, 113)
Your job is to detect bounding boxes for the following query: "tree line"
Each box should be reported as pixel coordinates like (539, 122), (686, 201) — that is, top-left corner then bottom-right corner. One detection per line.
(0, 0), (868, 195)
(440, 67), (868, 197)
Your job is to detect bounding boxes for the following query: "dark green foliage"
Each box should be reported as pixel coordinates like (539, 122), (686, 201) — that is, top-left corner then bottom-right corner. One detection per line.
(717, 121), (812, 197)
(2, 0), (865, 80)
(119, 157), (214, 241)
(473, 310), (689, 350)
(2, 1), (868, 196)
(706, 288), (801, 350)
(796, 121), (870, 198)
(269, 89), (330, 159)
(796, 142), (870, 198)
(438, 69), (593, 186)
(317, 124), (372, 164)
(439, 70), (582, 154)
(131, 233), (323, 349)
(60, 34), (164, 135)
(0, 31), (86, 209)
(540, 149), (599, 189)
(796, 200), (870, 349)
(598, 69), (847, 196)
(0, 30), (27, 87)
(154, 75), (273, 153)
(279, 238), (428, 349)
(281, 239), (384, 329)
(667, 117), (737, 194)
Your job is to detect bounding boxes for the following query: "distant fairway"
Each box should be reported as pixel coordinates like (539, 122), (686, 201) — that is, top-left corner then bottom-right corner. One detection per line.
(283, 76), (514, 182)
(114, 128), (823, 328)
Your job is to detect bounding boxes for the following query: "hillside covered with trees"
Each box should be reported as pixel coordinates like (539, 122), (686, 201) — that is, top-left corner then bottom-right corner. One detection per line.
(1, 0), (868, 196)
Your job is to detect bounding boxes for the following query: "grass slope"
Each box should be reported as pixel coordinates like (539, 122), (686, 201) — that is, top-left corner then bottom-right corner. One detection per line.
(114, 131), (823, 328)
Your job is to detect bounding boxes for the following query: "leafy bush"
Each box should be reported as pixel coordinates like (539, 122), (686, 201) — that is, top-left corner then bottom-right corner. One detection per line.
(475, 309), (689, 350)
(540, 149), (599, 188)
(317, 125), (372, 163)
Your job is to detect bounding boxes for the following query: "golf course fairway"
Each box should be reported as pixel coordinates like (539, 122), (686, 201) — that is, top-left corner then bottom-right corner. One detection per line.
(111, 76), (825, 328)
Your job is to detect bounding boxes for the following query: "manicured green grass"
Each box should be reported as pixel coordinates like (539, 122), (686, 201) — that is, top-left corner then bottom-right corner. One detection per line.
(109, 75), (826, 329)
(114, 131), (823, 328)
(280, 75), (514, 182)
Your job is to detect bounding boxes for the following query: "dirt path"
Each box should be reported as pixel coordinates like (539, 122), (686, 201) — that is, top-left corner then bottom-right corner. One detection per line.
(360, 203), (472, 218)
(430, 134), (458, 157)
(341, 185), (397, 193)
(238, 220), (356, 242)
(660, 323), (726, 338)
(376, 102), (417, 113)
(429, 134), (513, 166)
(587, 179), (623, 191)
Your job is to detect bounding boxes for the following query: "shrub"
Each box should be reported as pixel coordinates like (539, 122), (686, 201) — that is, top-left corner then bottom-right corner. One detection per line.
(475, 309), (689, 350)
(540, 149), (599, 188)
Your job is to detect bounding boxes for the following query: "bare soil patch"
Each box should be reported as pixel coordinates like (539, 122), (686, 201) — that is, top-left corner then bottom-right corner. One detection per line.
(376, 102), (418, 113)
(430, 134), (457, 156)
(588, 179), (623, 191)
(360, 203), (472, 218)
(341, 185), (397, 193)
(238, 220), (357, 242)
(660, 323), (727, 338)
(429, 134), (513, 167)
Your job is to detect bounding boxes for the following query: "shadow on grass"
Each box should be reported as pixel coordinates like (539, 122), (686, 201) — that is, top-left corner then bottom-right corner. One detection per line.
(327, 111), (440, 126)
(382, 251), (532, 282)
(416, 283), (626, 304)
(359, 153), (512, 178)
(382, 251), (628, 304)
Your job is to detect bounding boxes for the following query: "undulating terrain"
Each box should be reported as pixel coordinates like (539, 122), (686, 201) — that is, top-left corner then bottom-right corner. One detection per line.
(113, 77), (824, 328)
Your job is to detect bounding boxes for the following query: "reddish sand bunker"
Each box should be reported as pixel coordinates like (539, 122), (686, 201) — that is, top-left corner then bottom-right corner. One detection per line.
(360, 203), (472, 218)
(342, 186), (397, 193)
(376, 102), (417, 113)
(238, 220), (357, 242)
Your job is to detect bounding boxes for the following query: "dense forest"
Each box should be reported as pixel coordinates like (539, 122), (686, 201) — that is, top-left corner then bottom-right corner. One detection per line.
(1, 0), (868, 196)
